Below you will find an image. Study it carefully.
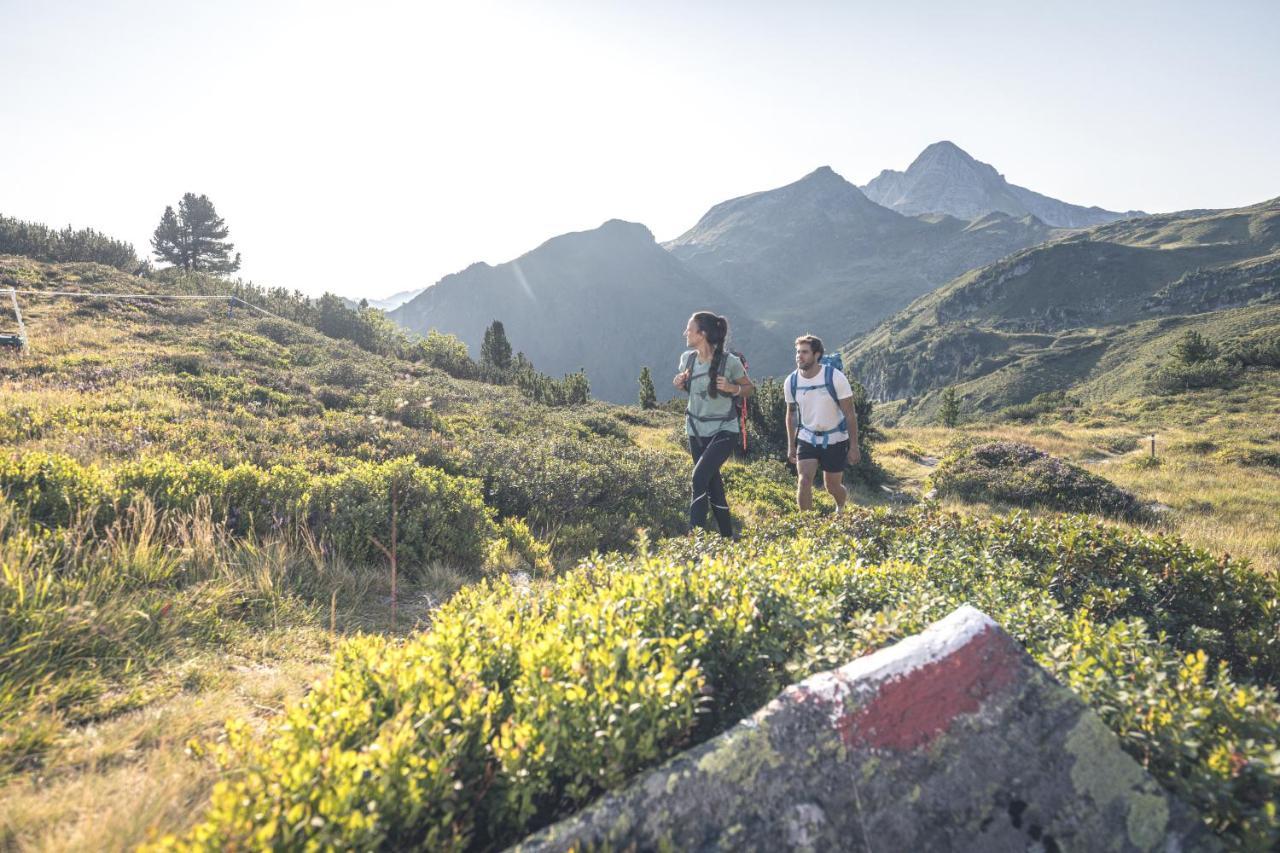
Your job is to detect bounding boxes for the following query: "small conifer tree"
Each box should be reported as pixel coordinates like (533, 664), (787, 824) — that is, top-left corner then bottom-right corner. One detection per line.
(1172, 330), (1217, 365)
(940, 386), (960, 428)
(480, 320), (513, 370)
(638, 366), (657, 409)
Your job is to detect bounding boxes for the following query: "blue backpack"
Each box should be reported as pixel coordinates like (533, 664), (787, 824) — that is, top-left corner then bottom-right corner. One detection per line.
(788, 353), (847, 448)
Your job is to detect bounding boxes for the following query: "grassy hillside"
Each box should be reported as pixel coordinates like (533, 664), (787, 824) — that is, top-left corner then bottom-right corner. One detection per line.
(874, 370), (1280, 575)
(848, 197), (1280, 414)
(0, 254), (723, 849)
(3, 252), (1279, 850)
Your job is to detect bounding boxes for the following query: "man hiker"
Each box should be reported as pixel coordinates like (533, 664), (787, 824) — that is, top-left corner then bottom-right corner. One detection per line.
(785, 334), (861, 512)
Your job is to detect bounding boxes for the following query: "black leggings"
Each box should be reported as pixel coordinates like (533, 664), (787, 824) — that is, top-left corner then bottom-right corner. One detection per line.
(689, 431), (735, 536)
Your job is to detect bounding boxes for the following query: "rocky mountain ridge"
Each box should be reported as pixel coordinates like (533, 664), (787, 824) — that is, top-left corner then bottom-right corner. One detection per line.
(862, 141), (1145, 228)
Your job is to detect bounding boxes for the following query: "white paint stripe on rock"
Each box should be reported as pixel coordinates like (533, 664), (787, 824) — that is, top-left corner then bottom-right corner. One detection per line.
(783, 605), (998, 713)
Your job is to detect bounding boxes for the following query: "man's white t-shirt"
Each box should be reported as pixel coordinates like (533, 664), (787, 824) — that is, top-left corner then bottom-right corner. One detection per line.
(784, 366), (854, 445)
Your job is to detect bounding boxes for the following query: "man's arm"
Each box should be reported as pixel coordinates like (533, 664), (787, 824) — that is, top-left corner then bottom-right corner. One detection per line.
(785, 404), (798, 463)
(839, 396), (861, 464)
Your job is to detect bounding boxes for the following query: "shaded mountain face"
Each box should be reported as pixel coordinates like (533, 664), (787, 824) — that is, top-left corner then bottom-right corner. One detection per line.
(846, 197), (1280, 416)
(862, 141), (1144, 229)
(664, 166), (1065, 349)
(391, 220), (790, 403)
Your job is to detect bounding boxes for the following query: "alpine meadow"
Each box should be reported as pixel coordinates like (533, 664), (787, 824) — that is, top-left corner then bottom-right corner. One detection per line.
(3, 3), (1280, 851)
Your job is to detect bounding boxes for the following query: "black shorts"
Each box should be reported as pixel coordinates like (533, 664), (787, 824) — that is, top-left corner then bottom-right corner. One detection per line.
(797, 439), (849, 473)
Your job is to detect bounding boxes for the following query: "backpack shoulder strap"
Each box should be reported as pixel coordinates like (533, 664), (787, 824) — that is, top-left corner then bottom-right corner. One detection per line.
(788, 370), (798, 400)
(682, 350), (697, 374)
(823, 364), (839, 403)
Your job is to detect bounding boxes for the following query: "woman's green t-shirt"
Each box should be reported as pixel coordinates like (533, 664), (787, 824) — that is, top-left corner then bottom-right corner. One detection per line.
(681, 351), (746, 437)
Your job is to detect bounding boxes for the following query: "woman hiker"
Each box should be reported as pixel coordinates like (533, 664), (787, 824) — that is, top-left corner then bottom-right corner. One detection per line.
(673, 311), (752, 537)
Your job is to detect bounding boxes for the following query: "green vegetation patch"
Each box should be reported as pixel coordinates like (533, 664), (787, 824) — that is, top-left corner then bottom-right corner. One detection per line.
(931, 441), (1142, 518)
(3, 451), (496, 572)
(159, 509), (1280, 850)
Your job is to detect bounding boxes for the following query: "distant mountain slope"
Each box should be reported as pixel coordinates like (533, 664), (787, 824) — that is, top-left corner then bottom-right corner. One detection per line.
(664, 166), (1066, 348)
(862, 141), (1144, 228)
(846, 197), (1280, 417)
(391, 220), (790, 402)
(367, 288), (423, 311)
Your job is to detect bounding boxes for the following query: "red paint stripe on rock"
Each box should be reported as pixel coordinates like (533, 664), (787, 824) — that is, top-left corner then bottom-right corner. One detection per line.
(835, 626), (1023, 751)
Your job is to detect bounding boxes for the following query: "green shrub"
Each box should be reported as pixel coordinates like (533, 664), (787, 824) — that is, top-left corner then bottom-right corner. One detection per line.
(0, 215), (139, 270)
(579, 414), (628, 441)
(159, 508), (1280, 850)
(308, 458), (495, 572)
(930, 441), (1142, 518)
(471, 433), (684, 556)
(114, 456), (311, 536)
(410, 330), (477, 379)
(2, 453), (493, 570)
(1148, 359), (1240, 393)
(1000, 390), (1079, 422)
(1222, 332), (1280, 369)
(0, 452), (111, 528)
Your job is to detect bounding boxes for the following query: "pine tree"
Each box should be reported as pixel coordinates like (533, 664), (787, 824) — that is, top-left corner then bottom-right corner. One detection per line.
(637, 366), (657, 409)
(150, 206), (185, 269)
(151, 193), (241, 273)
(480, 320), (513, 370)
(940, 386), (960, 428)
(1172, 330), (1217, 365)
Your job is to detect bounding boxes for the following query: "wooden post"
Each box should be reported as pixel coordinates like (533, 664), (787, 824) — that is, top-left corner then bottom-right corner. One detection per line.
(7, 289), (28, 355)
(1150, 434), (1156, 459)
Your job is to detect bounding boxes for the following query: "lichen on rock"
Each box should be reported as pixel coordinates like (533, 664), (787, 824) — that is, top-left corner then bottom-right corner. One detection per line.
(513, 606), (1217, 852)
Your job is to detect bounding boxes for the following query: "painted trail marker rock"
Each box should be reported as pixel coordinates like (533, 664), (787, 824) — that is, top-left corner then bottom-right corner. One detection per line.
(514, 606), (1217, 852)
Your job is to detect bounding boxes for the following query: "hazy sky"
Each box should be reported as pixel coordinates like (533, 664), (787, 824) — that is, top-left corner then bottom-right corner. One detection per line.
(3, 0), (1278, 299)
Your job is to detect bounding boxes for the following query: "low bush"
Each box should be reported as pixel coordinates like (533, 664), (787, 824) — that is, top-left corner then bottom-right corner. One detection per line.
(158, 508), (1280, 850)
(1148, 359), (1240, 393)
(0, 452), (111, 528)
(930, 441), (1142, 519)
(471, 432), (685, 556)
(309, 458), (495, 572)
(1000, 390), (1079, 422)
(5, 452), (496, 572)
(409, 330), (477, 379)
(1222, 331), (1280, 370)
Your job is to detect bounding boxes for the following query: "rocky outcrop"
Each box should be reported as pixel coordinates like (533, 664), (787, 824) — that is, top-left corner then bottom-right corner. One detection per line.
(515, 606), (1215, 852)
(1146, 254), (1280, 314)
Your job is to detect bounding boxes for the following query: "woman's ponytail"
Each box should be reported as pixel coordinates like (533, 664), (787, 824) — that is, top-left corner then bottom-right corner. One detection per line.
(701, 314), (729, 398)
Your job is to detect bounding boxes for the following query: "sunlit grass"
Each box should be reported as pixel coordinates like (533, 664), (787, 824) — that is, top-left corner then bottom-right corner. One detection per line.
(874, 376), (1280, 573)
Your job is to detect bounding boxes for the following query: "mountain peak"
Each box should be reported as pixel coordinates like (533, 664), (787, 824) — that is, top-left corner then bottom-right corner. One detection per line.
(919, 140), (968, 157)
(907, 140), (1000, 179)
(801, 165), (843, 182)
(862, 141), (1137, 229)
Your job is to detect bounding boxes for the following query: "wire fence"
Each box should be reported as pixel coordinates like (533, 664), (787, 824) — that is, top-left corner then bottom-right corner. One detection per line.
(1, 286), (288, 353)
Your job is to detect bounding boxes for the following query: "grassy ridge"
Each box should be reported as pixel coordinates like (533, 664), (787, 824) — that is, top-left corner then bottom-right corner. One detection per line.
(846, 197), (1280, 419)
